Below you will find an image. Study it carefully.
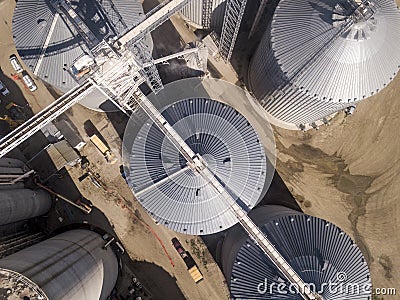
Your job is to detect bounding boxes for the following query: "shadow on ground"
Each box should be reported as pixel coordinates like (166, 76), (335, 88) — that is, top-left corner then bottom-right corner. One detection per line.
(229, 0), (280, 85)
(131, 261), (186, 300)
(202, 170), (302, 267)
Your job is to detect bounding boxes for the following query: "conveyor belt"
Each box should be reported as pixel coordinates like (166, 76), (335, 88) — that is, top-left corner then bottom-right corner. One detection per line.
(0, 0), (196, 157)
(126, 88), (322, 300)
(116, 0), (192, 46)
(0, 80), (95, 158)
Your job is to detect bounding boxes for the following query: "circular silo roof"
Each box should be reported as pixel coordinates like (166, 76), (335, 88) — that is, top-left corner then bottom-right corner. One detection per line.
(12, 0), (149, 111)
(270, 0), (400, 103)
(0, 268), (48, 299)
(224, 206), (371, 299)
(125, 97), (268, 234)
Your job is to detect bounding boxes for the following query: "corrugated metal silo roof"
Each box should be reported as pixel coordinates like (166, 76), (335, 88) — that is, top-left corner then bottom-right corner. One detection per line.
(12, 0), (147, 94)
(226, 206), (371, 299)
(126, 97), (268, 235)
(270, 0), (400, 103)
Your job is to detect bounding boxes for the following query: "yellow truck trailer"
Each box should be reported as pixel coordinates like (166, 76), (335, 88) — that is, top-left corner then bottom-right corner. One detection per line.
(172, 237), (204, 284)
(188, 265), (204, 284)
(90, 134), (116, 164)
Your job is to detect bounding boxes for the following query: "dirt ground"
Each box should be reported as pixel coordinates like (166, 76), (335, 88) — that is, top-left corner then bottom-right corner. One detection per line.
(274, 78), (400, 292)
(270, 2), (400, 294)
(168, 1), (400, 296)
(65, 126), (229, 300)
(1, 0), (400, 298)
(0, 0), (230, 299)
(271, 2), (400, 289)
(229, 0), (400, 294)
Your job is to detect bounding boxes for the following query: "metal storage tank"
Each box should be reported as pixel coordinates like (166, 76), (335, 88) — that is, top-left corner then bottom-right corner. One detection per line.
(0, 157), (26, 174)
(221, 205), (372, 299)
(248, 0), (400, 129)
(0, 229), (118, 300)
(0, 189), (52, 226)
(180, 0), (226, 30)
(0, 158), (26, 169)
(12, 0), (150, 111)
(123, 78), (276, 235)
(0, 166), (25, 176)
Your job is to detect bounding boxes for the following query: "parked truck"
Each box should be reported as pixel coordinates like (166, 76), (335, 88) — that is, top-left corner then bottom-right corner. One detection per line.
(187, 265), (203, 284)
(90, 134), (116, 164)
(171, 237), (204, 284)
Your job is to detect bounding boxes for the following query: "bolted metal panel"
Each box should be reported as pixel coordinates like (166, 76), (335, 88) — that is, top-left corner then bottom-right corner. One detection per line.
(127, 97), (267, 235)
(180, 0), (226, 30)
(221, 205), (371, 299)
(202, 0), (214, 29)
(0, 229), (118, 300)
(0, 189), (52, 226)
(249, 0), (400, 127)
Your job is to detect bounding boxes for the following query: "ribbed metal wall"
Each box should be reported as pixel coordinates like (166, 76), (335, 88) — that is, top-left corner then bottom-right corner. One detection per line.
(0, 229), (118, 300)
(127, 97), (267, 235)
(180, 0), (226, 29)
(0, 189), (52, 226)
(221, 205), (371, 299)
(249, 0), (400, 127)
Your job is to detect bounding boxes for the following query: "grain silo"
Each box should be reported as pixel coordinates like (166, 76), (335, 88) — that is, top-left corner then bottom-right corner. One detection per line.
(0, 158), (52, 226)
(0, 157), (27, 176)
(248, 0), (400, 129)
(123, 78), (276, 235)
(180, 0), (226, 30)
(0, 229), (118, 300)
(0, 189), (52, 226)
(12, 0), (150, 110)
(221, 205), (371, 299)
